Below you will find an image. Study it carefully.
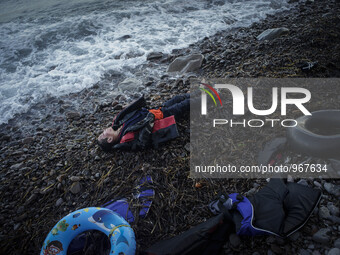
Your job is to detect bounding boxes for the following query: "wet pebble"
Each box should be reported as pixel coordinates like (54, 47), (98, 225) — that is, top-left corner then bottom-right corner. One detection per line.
(69, 182), (82, 194)
(66, 111), (81, 120)
(329, 215), (340, 224)
(327, 203), (340, 216)
(299, 249), (310, 255)
(313, 228), (331, 244)
(229, 233), (241, 248)
(13, 223), (20, 231)
(25, 194), (37, 205)
(308, 244), (315, 249)
(10, 163), (24, 171)
(17, 206), (25, 214)
(287, 175), (294, 182)
(70, 176), (81, 182)
(16, 213), (27, 221)
(52, 197), (63, 208)
(147, 52), (163, 61)
(298, 179), (308, 186)
(319, 206), (330, 219)
(334, 238), (340, 249)
(270, 244), (283, 254)
(275, 237), (285, 245)
(22, 137), (34, 144)
(257, 27), (289, 41)
(328, 248), (340, 255)
(266, 236), (276, 244)
(267, 249), (274, 255)
(314, 181), (322, 188)
(324, 183), (340, 197)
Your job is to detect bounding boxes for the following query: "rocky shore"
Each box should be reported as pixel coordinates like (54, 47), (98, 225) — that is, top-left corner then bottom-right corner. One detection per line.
(0, 0), (340, 254)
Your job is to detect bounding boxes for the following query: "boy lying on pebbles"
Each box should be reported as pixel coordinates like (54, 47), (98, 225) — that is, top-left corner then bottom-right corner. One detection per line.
(97, 94), (190, 151)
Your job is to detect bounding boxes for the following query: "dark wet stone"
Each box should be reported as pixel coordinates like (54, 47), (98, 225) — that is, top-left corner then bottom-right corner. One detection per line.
(0, 134), (10, 142)
(312, 228), (331, 244)
(167, 54), (204, 73)
(328, 248), (340, 255)
(69, 182), (82, 194)
(25, 194), (37, 205)
(66, 111), (81, 120)
(334, 238), (340, 249)
(324, 183), (340, 197)
(13, 223), (21, 231)
(267, 250), (274, 255)
(271, 244), (283, 254)
(147, 52), (163, 61)
(113, 104), (123, 110)
(257, 27), (289, 41)
(16, 213), (27, 221)
(55, 198), (63, 207)
(299, 249), (310, 255)
(229, 233), (241, 248)
(17, 206), (25, 214)
(22, 137), (34, 144)
(70, 176), (81, 182)
(275, 237), (285, 245)
(10, 163), (24, 171)
(117, 35), (132, 41)
(118, 78), (143, 92)
(319, 206), (330, 219)
(297, 179), (308, 186)
(328, 215), (340, 224)
(328, 203), (340, 216)
(313, 181), (322, 188)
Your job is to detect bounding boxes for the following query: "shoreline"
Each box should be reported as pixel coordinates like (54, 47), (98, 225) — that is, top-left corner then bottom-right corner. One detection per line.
(1, 0), (340, 254)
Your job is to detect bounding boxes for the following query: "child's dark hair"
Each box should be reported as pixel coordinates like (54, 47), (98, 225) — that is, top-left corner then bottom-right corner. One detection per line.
(97, 138), (114, 152)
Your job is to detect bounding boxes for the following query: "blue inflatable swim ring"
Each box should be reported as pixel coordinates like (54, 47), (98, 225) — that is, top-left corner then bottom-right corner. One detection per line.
(41, 207), (136, 255)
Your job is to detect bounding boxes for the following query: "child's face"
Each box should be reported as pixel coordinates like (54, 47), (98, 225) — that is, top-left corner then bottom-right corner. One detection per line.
(98, 127), (119, 143)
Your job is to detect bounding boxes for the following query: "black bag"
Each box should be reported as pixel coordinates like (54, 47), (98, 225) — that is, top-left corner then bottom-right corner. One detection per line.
(142, 213), (234, 255)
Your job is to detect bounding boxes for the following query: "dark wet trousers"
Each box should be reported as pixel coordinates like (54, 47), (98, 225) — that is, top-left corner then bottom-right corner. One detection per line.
(161, 94), (190, 119)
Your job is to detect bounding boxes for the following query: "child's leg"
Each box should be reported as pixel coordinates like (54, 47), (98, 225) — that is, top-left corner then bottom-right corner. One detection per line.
(161, 95), (190, 119)
(162, 94), (190, 108)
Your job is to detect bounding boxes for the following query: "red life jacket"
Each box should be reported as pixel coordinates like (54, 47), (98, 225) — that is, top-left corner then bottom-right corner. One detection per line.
(112, 96), (179, 150)
(115, 115), (179, 150)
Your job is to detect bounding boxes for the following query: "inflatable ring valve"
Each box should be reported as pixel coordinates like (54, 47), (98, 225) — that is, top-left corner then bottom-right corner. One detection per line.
(287, 110), (340, 158)
(41, 207), (136, 255)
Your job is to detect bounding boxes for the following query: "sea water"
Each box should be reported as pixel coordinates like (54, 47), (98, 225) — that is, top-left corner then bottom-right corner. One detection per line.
(0, 0), (290, 124)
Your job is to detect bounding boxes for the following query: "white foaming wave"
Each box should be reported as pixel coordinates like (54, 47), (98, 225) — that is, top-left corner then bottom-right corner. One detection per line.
(0, 0), (290, 124)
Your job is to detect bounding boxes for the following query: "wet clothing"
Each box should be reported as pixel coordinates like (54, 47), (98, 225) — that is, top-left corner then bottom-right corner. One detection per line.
(112, 94), (190, 150)
(117, 108), (149, 142)
(148, 108), (164, 120)
(208, 179), (321, 238)
(161, 93), (190, 118)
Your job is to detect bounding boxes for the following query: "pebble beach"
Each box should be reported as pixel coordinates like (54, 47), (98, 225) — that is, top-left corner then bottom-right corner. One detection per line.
(0, 0), (340, 254)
